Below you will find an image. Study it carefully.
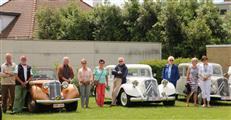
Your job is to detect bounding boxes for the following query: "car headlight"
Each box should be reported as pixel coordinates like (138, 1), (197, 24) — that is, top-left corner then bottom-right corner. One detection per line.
(161, 79), (168, 87)
(62, 81), (69, 89)
(132, 80), (139, 87)
(42, 82), (49, 89)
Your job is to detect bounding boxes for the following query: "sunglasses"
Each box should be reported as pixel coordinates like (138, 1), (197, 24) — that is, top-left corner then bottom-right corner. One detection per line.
(81, 62), (86, 64)
(170, 60), (174, 61)
(119, 61), (123, 63)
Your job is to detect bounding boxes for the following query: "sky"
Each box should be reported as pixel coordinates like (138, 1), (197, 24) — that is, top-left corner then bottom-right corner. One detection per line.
(83, 0), (226, 6)
(0, 0), (9, 6)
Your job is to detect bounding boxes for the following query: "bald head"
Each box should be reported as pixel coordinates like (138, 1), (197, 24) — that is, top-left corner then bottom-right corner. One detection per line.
(118, 57), (125, 65)
(20, 55), (27, 65)
(63, 57), (70, 65)
(5, 53), (13, 64)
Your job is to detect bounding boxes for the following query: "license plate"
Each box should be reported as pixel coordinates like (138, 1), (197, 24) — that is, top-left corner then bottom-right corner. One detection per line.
(53, 104), (64, 108)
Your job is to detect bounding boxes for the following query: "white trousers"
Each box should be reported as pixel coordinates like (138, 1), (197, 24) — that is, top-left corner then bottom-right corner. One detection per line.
(200, 80), (211, 101)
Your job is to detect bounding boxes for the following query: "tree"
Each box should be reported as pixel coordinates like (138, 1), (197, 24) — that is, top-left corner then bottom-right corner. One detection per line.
(123, 0), (141, 41)
(184, 18), (212, 58)
(92, 4), (126, 41)
(222, 10), (231, 44)
(59, 4), (94, 40)
(196, 2), (228, 44)
(36, 7), (62, 40)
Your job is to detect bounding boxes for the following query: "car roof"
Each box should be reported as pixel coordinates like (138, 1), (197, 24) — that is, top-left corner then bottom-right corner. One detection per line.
(179, 62), (222, 67)
(33, 67), (56, 71)
(106, 64), (151, 69)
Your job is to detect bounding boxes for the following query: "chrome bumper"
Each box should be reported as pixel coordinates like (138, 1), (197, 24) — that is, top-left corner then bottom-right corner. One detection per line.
(221, 96), (231, 101)
(130, 96), (175, 102)
(36, 98), (80, 104)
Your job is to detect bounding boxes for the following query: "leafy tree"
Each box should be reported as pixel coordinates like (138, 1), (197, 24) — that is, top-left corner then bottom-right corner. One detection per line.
(184, 18), (212, 58)
(36, 7), (62, 40)
(196, 2), (228, 44)
(59, 4), (94, 40)
(92, 4), (126, 41)
(222, 10), (231, 44)
(123, 0), (141, 41)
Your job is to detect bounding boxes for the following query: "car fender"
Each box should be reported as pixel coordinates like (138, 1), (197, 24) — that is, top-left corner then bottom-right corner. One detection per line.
(120, 84), (141, 97)
(158, 83), (176, 97)
(30, 85), (49, 100)
(62, 84), (80, 99)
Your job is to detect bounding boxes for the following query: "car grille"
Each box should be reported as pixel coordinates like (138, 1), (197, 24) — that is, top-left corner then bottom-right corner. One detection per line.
(144, 80), (160, 100)
(48, 81), (62, 100)
(217, 78), (229, 96)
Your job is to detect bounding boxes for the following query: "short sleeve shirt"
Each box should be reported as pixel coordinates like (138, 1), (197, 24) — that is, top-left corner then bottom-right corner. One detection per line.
(93, 67), (108, 84)
(1, 63), (16, 85)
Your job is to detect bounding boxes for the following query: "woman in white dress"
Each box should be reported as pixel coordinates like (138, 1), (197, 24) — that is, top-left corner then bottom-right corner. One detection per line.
(198, 56), (213, 107)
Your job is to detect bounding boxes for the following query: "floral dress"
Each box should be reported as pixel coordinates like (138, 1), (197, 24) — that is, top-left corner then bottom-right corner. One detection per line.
(189, 66), (199, 93)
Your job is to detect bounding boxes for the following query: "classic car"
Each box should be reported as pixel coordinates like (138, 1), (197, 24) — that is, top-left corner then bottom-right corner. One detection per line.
(27, 68), (80, 112)
(105, 64), (176, 107)
(176, 63), (231, 101)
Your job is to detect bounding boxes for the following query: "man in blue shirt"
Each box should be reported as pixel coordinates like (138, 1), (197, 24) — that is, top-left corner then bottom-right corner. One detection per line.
(162, 56), (180, 87)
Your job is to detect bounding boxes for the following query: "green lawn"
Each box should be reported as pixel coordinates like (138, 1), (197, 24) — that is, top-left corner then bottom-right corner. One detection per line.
(3, 98), (231, 120)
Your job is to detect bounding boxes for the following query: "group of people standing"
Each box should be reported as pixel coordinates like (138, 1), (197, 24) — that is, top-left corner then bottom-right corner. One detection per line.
(56, 56), (128, 108)
(0, 53), (32, 114)
(162, 56), (213, 107)
(0, 53), (128, 114)
(0, 52), (214, 114)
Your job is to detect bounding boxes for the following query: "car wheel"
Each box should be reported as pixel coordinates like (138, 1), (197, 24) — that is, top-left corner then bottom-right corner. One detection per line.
(163, 100), (175, 106)
(27, 97), (40, 113)
(119, 90), (131, 107)
(65, 101), (78, 112)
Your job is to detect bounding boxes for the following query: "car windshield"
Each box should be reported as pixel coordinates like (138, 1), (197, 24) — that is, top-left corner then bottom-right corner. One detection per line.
(33, 69), (57, 80)
(127, 68), (151, 77)
(212, 65), (223, 76)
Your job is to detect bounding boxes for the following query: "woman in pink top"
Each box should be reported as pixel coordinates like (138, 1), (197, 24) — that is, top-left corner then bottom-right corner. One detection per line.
(78, 58), (93, 108)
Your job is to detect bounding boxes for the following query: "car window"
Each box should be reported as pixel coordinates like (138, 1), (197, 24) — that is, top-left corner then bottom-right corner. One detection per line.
(179, 66), (183, 76)
(107, 68), (113, 79)
(179, 65), (187, 77)
(127, 68), (151, 77)
(33, 69), (57, 80)
(212, 65), (222, 76)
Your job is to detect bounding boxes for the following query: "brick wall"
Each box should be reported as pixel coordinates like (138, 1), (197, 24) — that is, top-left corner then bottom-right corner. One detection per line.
(207, 45), (231, 73)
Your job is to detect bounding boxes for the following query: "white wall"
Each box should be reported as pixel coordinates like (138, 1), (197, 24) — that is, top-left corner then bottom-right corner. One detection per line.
(0, 40), (161, 71)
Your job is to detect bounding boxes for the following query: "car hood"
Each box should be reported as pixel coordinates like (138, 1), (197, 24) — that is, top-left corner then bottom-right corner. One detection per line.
(29, 80), (58, 85)
(127, 77), (154, 82)
(211, 76), (225, 81)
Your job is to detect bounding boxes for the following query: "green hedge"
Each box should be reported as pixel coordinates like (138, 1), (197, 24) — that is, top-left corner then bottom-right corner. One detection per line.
(140, 58), (191, 84)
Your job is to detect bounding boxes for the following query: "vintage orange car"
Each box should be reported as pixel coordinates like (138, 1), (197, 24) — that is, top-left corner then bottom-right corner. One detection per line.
(27, 68), (80, 112)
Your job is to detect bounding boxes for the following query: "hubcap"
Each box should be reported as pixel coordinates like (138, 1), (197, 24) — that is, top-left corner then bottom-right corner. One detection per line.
(120, 92), (127, 106)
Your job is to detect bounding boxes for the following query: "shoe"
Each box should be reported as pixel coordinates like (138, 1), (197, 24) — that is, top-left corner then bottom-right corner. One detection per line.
(110, 105), (115, 107)
(10, 111), (17, 115)
(186, 104), (189, 107)
(207, 104), (211, 107)
(202, 104), (206, 108)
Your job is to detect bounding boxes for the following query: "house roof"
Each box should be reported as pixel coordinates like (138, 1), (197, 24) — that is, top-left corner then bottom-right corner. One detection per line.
(0, 0), (93, 39)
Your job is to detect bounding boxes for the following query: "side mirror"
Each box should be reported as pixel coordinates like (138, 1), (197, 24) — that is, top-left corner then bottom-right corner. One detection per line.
(153, 73), (157, 77)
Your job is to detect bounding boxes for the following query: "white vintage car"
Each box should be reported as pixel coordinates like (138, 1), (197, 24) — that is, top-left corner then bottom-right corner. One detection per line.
(105, 64), (176, 106)
(176, 63), (231, 101)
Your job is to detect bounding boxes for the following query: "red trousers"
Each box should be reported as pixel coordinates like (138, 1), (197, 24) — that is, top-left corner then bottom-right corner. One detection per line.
(96, 84), (106, 107)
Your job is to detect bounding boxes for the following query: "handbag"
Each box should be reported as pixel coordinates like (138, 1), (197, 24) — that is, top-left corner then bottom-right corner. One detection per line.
(183, 83), (191, 95)
(94, 69), (104, 86)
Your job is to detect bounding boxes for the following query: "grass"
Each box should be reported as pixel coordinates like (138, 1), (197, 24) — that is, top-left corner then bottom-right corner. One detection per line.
(2, 97), (231, 120)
